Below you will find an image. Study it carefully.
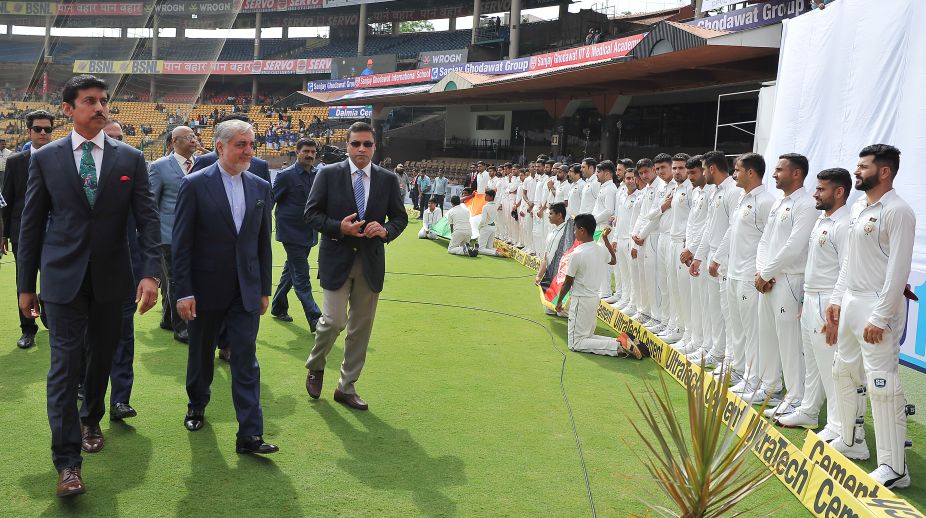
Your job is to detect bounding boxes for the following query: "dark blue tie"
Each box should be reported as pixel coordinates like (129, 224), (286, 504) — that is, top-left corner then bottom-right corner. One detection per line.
(353, 170), (366, 220)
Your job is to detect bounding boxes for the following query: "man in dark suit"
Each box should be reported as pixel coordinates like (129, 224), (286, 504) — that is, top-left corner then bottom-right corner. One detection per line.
(303, 121), (408, 411)
(149, 125), (199, 343)
(270, 137), (322, 330)
(463, 161), (482, 191)
(172, 118), (277, 455)
(16, 75), (161, 497)
(1, 109), (54, 349)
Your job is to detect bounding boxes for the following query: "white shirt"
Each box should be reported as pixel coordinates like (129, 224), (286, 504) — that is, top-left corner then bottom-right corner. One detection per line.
(543, 222), (567, 266)
(70, 130), (105, 181)
(520, 175), (536, 204)
(566, 241), (612, 297)
(348, 158), (372, 209)
(685, 185), (715, 254)
(617, 190), (642, 239)
(567, 178), (585, 215)
(694, 176), (742, 262)
(831, 190), (916, 329)
(507, 176), (520, 202)
(422, 206), (443, 230)
(657, 180), (677, 235)
(669, 179), (692, 241)
(633, 176), (666, 239)
(714, 184), (775, 280)
(480, 201), (499, 228)
(173, 152), (194, 174)
(533, 176), (548, 213)
(446, 204), (471, 235)
(476, 170), (491, 194)
(804, 205), (849, 292)
(554, 178), (570, 204)
(592, 179), (618, 228)
(579, 176), (600, 214)
(756, 187), (818, 280)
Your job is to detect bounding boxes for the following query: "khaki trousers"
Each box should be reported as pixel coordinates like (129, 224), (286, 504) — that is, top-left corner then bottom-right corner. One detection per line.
(306, 257), (379, 394)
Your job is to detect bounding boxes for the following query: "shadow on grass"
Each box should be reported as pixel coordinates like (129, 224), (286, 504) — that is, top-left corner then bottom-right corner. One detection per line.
(314, 401), (466, 515)
(18, 422), (153, 517)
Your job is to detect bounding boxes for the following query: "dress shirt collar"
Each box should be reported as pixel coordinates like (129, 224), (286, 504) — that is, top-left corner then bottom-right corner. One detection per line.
(744, 183), (767, 198)
(782, 186), (808, 200)
(599, 179), (614, 188)
(71, 130), (105, 151)
(864, 188), (897, 208)
(173, 152), (193, 172)
(217, 162), (241, 181)
(717, 175), (735, 191)
(349, 159), (371, 178)
(823, 203), (849, 222)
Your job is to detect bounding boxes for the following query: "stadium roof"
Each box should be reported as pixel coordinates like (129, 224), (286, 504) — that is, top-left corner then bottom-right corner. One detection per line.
(299, 21), (781, 108)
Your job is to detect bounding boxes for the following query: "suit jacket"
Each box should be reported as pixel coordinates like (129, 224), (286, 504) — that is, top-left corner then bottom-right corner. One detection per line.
(1, 149), (29, 244)
(171, 163), (272, 313)
(272, 162), (318, 246)
(16, 134), (161, 304)
(191, 151), (270, 184)
(147, 154), (188, 245)
(463, 171), (479, 191)
(304, 159), (408, 293)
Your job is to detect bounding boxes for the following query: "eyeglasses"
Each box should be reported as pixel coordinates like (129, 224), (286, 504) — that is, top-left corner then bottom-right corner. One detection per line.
(30, 126), (53, 133)
(349, 140), (374, 148)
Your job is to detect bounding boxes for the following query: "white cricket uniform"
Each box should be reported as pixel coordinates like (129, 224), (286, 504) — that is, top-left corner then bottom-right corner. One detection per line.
(593, 179), (618, 297)
(476, 170), (490, 194)
(541, 221), (569, 316)
(478, 200), (500, 255)
(610, 183), (628, 300)
(567, 241), (620, 356)
(713, 185), (774, 377)
(579, 176), (601, 215)
(504, 176), (521, 242)
(798, 204), (851, 436)
(631, 177), (665, 318)
(447, 204), (473, 255)
(831, 190), (915, 473)
(637, 177), (674, 324)
(694, 176), (742, 358)
(567, 178), (586, 217)
(418, 206), (443, 239)
(519, 175), (536, 251)
(668, 179), (693, 336)
(755, 187), (817, 400)
(683, 184), (715, 351)
(616, 189), (642, 311)
(532, 176), (549, 255)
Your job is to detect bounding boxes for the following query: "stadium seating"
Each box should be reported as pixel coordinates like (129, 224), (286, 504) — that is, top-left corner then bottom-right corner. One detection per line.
(303, 29), (472, 60)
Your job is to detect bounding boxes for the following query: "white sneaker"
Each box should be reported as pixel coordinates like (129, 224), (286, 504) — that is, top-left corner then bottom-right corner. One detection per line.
(831, 436), (870, 460)
(775, 409), (818, 429)
(727, 370), (745, 387)
(600, 292), (613, 300)
(637, 315), (654, 326)
(730, 378), (753, 394)
(741, 386), (774, 405)
(701, 353), (721, 369)
(869, 464), (910, 489)
(680, 341), (701, 355)
(663, 332), (683, 344)
(603, 294), (620, 304)
(614, 299), (629, 310)
(816, 426), (840, 443)
(649, 324), (667, 334)
(686, 349), (705, 363)
(764, 401), (798, 419)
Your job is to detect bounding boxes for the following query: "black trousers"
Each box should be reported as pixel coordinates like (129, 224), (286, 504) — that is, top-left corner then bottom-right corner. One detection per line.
(44, 270), (123, 471)
(12, 242), (39, 335)
(160, 245), (186, 334)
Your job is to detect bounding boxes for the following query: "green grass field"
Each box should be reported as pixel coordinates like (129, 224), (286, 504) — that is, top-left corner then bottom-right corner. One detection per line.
(1, 223), (923, 517)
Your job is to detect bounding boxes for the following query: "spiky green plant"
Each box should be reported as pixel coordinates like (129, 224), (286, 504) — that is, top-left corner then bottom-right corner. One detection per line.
(628, 365), (775, 517)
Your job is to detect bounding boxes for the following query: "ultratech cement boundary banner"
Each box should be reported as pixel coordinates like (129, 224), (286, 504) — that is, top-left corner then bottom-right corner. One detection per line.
(495, 240), (923, 518)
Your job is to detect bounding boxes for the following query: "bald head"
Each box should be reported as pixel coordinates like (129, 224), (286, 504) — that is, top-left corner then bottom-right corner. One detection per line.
(104, 120), (123, 141)
(172, 125), (196, 159)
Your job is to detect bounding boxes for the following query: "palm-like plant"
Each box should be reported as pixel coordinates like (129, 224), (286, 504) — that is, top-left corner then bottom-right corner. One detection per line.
(628, 366), (774, 517)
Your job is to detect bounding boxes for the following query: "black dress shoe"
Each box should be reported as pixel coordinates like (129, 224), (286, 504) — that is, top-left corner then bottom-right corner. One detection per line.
(159, 321), (172, 331)
(110, 402), (137, 421)
(273, 312), (293, 323)
(184, 412), (204, 431)
(236, 436), (279, 455)
(77, 384), (85, 401)
(173, 329), (189, 344)
(309, 317), (319, 333)
(17, 333), (35, 349)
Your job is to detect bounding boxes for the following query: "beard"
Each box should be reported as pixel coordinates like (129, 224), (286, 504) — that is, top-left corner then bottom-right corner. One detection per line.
(855, 174), (879, 191)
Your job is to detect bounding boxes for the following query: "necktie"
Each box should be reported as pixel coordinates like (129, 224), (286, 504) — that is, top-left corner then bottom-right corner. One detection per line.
(353, 169), (366, 220)
(185, 159), (192, 174)
(79, 141), (98, 207)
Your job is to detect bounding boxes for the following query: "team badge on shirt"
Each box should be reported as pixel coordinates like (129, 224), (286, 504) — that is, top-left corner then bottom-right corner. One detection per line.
(818, 230), (828, 246)
(864, 217), (877, 235)
(780, 207), (791, 222)
(742, 204), (752, 218)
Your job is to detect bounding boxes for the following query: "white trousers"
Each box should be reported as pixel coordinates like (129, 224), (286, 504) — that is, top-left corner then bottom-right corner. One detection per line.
(532, 212), (545, 257)
(834, 291), (908, 471)
(477, 225), (498, 255)
(756, 273), (805, 402)
(640, 234), (660, 318)
(733, 279), (761, 380)
(724, 278), (747, 374)
(448, 230), (471, 255)
(617, 238), (634, 307)
(798, 291), (841, 434)
(519, 210), (533, 251)
(418, 228), (438, 240)
(568, 295), (619, 355)
(661, 236), (679, 330)
(672, 240), (691, 339)
(685, 266), (705, 349)
(631, 243), (646, 313)
(702, 251), (725, 356)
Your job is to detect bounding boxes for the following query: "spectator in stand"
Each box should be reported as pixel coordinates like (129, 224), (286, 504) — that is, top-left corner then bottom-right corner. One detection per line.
(586, 28), (596, 45)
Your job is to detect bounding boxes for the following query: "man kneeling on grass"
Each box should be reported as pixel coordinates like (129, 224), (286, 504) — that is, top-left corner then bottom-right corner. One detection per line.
(555, 214), (643, 358)
(447, 195), (477, 256)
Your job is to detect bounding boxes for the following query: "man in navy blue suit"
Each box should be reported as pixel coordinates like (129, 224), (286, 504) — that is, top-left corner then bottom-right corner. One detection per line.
(270, 137), (322, 330)
(172, 118), (277, 455)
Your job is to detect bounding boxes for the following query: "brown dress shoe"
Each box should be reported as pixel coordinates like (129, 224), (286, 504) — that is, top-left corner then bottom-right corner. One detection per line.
(81, 424), (104, 453)
(56, 466), (85, 497)
(333, 389), (368, 411)
(306, 370), (323, 399)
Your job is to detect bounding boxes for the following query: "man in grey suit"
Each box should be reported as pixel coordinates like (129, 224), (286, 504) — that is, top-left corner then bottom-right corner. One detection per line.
(303, 121), (408, 410)
(16, 75), (161, 497)
(149, 125), (198, 343)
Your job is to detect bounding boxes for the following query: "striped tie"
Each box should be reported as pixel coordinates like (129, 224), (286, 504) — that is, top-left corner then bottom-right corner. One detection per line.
(79, 141), (98, 207)
(353, 169), (365, 220)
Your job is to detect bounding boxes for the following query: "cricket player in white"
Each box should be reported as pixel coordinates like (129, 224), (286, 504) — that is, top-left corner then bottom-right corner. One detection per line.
(566, 164), (585, 217)
(555, 216), (622, 356)
(532, 164), (549, 255)
(604, 161), (629, 306)
(708, 153), (774, 383)
(536, 203), (569, 317)
(827, 145), (915, 489)
(591, 161), (619, 298)
(634, 154), (675, 332)
(477, 189), (501, 255)
(629, 158), (660, 323)
(615, 168), (643, 314)
(751, 153), (818, 411)
(578, 158), (601, 215)
(418, 197), (443, 240)
(678, 157), (714, 355)
(690, 151), (742, 364)
(776, 168), (859, 441)
(518, 167), (536, 253)
(447, 195), (476, 256)
(661, 154), (692, 344)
